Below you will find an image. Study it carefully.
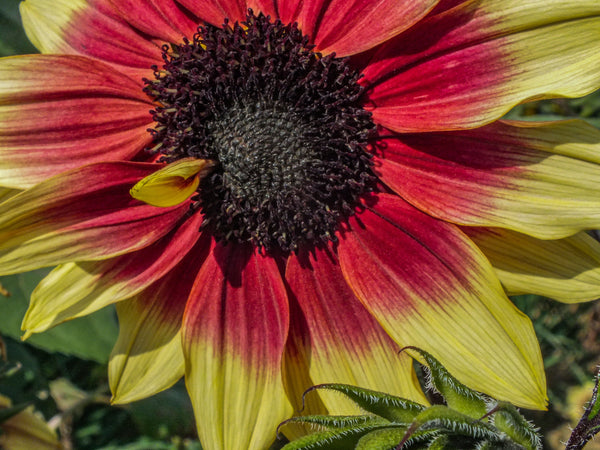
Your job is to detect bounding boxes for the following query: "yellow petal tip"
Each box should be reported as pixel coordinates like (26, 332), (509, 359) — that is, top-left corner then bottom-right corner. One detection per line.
(130, 158), (216, 207)
(21, 330), (32, 341)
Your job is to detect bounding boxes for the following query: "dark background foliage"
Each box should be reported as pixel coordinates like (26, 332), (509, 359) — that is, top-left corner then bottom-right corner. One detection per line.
(1, 1), (600, 448)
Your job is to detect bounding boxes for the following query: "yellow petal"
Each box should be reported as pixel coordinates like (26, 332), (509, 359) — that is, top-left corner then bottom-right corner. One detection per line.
(109, 233), (209, 404)
(109, 294), (184, 404)
(0, 394), (61, 450)
(130, 158), (215, 207)
(20, 0), (86, 54)
(280, 315), (329, 440)
(380, 120), (600, 239)
(286, 250), (428, 416)
(0, 162), (187, 276)
(338, 195), (547, 409)
(467, 228), (600, 303)
(23, 212), (204, 335)
(0, 187), (20, 202)
(183, 244), (293, 450)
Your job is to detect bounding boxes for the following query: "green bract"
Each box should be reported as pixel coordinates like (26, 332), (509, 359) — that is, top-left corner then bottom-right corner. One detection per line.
(280, 349), (541, 450)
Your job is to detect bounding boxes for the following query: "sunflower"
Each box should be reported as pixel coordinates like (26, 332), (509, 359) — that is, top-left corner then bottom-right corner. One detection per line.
(1, 0), (600, 448)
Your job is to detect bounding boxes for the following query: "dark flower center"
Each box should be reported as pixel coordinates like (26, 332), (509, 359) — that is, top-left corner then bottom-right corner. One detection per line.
(144, 11), (376, 252)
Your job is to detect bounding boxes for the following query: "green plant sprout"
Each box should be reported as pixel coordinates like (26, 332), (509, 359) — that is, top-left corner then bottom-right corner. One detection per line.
(279, 348), (541, 450)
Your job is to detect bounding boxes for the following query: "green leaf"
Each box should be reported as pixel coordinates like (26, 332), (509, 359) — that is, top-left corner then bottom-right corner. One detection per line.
(280, 423), (394, 450)
(492, 403), (541, 450)
(285, 350), (544, 449)
(282, 415), (388, 431)
(0, 271), (118, 363)
(304, 384), (426, 423)
(411, 405), (500, 443)
(354, 427), (408, 450)
(588, 380), (600, 422)
(0, 0), (37, 57)
(127, 383), (196, 439)
(407, 347), (488, 419)
(425, 434), (450, 450)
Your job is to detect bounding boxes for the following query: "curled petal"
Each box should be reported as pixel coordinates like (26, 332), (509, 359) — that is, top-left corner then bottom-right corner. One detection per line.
(130, 158), (216, 207)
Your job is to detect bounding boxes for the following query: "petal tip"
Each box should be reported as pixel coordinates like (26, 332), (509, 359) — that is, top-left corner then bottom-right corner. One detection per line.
(130, 158), (216, 207)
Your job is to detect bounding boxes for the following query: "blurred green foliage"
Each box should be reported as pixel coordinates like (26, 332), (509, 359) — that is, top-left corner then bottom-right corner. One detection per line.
(283, 349), (541, 449)
(0, 270), (118, 363)
(0, 0), (36, 55)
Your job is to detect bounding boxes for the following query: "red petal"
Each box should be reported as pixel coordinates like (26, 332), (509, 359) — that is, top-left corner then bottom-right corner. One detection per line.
(0, 56), (153, 188)
(286, 248), (427, 409)
(182, 241), (291, 449)
(23, 212), (205, 336)
(21, 0), (162, 78)
(336, 193), (546, 409)
(270, 0), (438, 57)
(0, 162), (188, 274)
(319, 0), (438, 56)
(177, 0), (246, 26)
(362, 1), (600, 131)
(376, 120), (600, 238)
(108, 0), (199, 41)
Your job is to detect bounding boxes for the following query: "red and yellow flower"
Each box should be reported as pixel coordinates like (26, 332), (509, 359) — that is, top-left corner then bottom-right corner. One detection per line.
(1, 1), (600, 449)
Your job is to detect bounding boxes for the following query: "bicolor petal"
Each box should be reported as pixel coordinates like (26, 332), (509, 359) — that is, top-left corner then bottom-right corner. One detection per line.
(286, 248), (427, 414)
(183, 241), (292, 450)
(466, 228), (600, 304)
(0, 55), (153, 189)
(177, 0), (246, 26)
(280, 298), (328, 440)
(362, 0), (600, 132)
(22, 211), (203, 335)
(106, 0), (199, 43)
(130, 158), (216, 207)
(377, 120), (600, 239)
(270, 0), (439, 57)
(109, 235), (210, 403)
(20, 0), (162, 76)
(0, 162), (187, 275)
(337, 194), (546, 410)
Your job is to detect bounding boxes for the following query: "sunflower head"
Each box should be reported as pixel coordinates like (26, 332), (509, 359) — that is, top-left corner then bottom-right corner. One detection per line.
(145, 10), (376, 253)
(3, 1), (600, 450)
